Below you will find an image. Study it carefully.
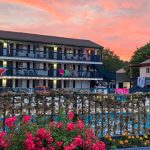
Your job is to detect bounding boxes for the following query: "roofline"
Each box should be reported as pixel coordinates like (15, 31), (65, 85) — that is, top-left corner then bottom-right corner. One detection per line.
(130, 63), (150, 67)
(0, 30), (103, 49)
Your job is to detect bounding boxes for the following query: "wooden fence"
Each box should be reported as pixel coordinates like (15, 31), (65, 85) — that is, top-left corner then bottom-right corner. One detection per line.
(0, 90), (150, 136)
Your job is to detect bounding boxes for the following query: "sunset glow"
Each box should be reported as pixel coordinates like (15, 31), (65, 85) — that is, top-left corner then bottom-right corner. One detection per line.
(0, 0), (150, 60)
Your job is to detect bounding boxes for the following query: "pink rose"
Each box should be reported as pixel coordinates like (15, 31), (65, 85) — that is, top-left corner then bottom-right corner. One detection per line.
(56, 141), (63, 147)
(5, 116), (16, 127)
(67, 112), (74, 120)
(66, 123), (75, 131)
(23, 115), (31, 123)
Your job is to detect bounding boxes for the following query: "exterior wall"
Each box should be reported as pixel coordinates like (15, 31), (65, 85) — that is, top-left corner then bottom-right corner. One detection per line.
(0, 39), (103, 89)
(116, 82), (130, 88)
(140, 66), (150, 77)
(75, 81), (90, 88)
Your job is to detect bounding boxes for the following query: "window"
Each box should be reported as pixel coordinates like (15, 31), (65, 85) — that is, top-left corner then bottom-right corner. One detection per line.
(146, 68), (150, 73)
(36, 63), (43, 69)
(73, 80), (75, 88)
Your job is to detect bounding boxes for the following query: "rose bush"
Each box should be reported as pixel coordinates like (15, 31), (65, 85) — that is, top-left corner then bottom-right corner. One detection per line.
(0, 113), (105, 150)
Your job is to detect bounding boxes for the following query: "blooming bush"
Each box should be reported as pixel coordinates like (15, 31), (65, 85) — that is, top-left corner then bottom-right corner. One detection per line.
(0, 113), (105, 150)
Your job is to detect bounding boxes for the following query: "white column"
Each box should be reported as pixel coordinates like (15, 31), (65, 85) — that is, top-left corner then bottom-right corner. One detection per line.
(46, 80), (48, 87)
(39, 80), (43, 86)
(13, 79), (15, 88)
(53, 80), (57, 89)
(29, 80), (33, 88)
(61, 80), (64, 88)
(22, 80), (27, 88)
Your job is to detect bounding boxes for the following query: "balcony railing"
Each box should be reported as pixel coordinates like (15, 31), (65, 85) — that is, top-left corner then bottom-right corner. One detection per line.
(5, 68), (103, 78)
(1, 48), (102, 62)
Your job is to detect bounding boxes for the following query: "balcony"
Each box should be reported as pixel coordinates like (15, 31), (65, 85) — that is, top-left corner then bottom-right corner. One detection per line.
(4, 68), (102, 78)
(1, 48), (102, 62)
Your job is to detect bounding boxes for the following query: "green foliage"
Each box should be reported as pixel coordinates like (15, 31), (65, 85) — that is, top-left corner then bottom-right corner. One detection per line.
(103, 49), (128, 71)
(129, 42), (150, 77)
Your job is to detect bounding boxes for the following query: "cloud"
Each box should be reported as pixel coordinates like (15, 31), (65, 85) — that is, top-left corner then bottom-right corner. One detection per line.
(0, 0), (150, 60)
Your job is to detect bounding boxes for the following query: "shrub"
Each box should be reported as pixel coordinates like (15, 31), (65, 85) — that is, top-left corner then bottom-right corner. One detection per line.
(0, 113), (105, 150)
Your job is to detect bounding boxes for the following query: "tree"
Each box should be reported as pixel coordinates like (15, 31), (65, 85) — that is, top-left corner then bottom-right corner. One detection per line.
(129, 42), (150, 77)
(103, 48), (128, 71)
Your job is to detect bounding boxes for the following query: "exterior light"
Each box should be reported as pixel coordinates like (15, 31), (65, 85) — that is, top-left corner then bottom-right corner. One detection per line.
(3, 61), (7, 67)
(3, 42), (7, 48)
(2, 78), (7, 87)
(54, 46), (57, 52)
(53, 63), (57, 69)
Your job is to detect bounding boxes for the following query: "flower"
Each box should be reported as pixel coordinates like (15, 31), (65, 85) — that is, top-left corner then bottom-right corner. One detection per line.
(144, 134), (148, 139)
(76, 120), (85, 130)
(5, 116), (16, 127)
(119, 140), (124, 145)
(25, 133), (35, 150)
(64, 142), (76, 150)
(67, 112), (74, 120)
(131, 136), (134, 139)
(74, 135), (83, 147)
(36, 128), (48, 139)
(84, 139), (92, 148)
(66, 123), (75, 131)
(0, 132), (5, 138)
(85, 128), (96, 139)
(46, 133), (53, 144)
(23, 115), (31, 123)
(0, 131), (8, 149)
(125, 140), (128, 143)
(128, 136), (131, 139)
(139, 137), (143, 140)
(91, 141), (105, 150)
(57, 122), (63, 128)
(50, 147), (55, 150)
(56, 141), (63, 147)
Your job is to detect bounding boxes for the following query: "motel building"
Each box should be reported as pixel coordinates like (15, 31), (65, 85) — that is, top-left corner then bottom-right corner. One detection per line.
(0, 30), (103, 90)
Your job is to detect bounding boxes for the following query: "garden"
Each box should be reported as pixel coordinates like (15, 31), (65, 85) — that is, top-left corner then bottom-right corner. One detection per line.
(0, 90), (150, 149)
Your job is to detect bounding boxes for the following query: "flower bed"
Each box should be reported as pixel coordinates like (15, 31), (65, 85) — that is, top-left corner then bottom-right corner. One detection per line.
(0, 112), (105, 150)
(103, 132), (150, 149)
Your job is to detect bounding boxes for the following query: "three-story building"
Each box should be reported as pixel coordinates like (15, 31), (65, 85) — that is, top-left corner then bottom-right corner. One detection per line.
(0, 30), (103, 89)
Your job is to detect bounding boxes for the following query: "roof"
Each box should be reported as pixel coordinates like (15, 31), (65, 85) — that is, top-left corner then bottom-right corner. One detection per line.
(130, 59), (150, 67)
(141, 59), (150, 64)
(0, 30), (103, 48)
(116, 68), (125, 73)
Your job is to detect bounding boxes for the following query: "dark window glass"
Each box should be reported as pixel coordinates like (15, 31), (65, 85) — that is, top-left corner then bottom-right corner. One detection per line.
(43, 80), (46, 86)
(64, 48), (67, 55)
(73, 65), (75, 70)
(57, 80), (61, 88)
(27, 80), (29, 88)
(64, 80), (66, 88)
(27, 62), (30, 70)
(28, 45), (30, 53)
(48, 80), (53, 88)
(64, 64), (66, 70)
(33, 80), (35, 88)
(15, 79), (18, 87)
(78, 65), (81, 71)
(73, 80), (75, 88)
(87, 65), (89, 71)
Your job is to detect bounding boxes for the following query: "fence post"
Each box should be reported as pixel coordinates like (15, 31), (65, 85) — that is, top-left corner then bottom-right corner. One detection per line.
(3, 95), (6, 131)
(113, 95), (117, 135)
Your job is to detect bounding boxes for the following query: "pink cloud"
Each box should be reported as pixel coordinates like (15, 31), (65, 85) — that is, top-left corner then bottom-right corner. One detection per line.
(0, 0), (150, 61)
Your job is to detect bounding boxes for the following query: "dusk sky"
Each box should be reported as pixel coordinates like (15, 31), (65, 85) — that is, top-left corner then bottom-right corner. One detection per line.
(0, 0), (150, 61)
